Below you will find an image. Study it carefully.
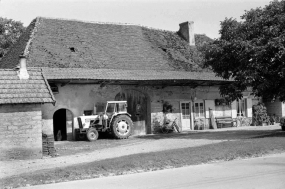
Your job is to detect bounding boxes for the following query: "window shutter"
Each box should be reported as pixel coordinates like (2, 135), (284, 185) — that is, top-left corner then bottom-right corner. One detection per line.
(246, 98), (253, 117)
(231, 100), (237, 118)
(205, 100), (215, 118)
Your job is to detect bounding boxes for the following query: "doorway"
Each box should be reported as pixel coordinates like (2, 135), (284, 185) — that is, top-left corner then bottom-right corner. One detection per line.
(53, 109), (73, 141)
(180, 102), (192, 130)
(115, 90), (150, 135)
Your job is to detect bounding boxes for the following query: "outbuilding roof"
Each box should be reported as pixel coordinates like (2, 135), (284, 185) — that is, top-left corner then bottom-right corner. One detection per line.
(0, 68), (55, 104)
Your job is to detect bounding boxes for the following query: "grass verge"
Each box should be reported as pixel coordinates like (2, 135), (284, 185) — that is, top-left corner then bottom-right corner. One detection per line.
(1, 133), (285, 188)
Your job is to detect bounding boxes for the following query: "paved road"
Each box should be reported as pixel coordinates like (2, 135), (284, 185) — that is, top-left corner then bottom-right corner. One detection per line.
(21, 153), (285, 189)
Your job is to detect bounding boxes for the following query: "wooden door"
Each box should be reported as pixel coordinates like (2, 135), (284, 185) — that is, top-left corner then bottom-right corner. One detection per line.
(115, 90), (148, 135)
(181, 102), (191, 130)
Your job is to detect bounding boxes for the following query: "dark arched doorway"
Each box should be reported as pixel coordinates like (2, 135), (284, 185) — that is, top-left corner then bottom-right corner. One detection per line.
(115, 90), (151, 135)
(53, 109), (73, 141)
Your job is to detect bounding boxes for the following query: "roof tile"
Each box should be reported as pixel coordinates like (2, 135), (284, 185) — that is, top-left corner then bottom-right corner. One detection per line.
(0, 69), (55, 105)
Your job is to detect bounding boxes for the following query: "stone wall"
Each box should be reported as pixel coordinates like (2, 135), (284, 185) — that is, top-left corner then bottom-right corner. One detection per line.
(0, 104), (42, 160)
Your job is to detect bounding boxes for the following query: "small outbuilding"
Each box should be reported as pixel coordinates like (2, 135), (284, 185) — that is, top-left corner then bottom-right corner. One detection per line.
(0, 57), (55, 160)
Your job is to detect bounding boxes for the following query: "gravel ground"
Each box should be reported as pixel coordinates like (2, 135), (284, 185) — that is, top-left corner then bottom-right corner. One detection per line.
(0, 125), (281, 179)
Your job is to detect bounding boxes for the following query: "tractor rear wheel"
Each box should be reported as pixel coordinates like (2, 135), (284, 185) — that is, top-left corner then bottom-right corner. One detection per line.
(111, 115), (133, 139)
(87, 128), (99, 141)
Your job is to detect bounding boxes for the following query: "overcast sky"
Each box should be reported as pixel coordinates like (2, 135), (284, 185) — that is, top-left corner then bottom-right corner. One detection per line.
(0, 0), (272, 39)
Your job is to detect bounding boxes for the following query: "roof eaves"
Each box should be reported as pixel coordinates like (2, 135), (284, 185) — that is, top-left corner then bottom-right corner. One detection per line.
(41, 69), (56, 105)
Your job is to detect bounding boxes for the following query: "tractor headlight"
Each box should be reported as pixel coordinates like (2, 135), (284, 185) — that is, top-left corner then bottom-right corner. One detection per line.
(103, 114), (108, 120)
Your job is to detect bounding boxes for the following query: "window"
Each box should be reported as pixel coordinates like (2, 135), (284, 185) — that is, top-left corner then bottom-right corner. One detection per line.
(237, 99), (247, 116)
(83, 110), (93, 116)
(116, 102), (127, 113)
(181, 103), (190, 119)
(194, 102), (204, 118)
(106, 103), (115, 113)
(214, 99), (232, 117)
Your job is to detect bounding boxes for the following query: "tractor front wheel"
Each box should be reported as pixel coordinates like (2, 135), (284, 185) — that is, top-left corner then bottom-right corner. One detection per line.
(111, 115), (133, 139)
(87, 128), (99, 141)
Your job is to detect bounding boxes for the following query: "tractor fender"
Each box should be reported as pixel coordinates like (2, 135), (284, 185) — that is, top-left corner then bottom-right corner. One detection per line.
(109, 113), (131, 124)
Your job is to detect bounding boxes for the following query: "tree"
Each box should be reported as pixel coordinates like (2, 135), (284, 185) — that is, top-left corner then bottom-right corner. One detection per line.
(0, 17), (25, 60)
(203, 0), (285, 102)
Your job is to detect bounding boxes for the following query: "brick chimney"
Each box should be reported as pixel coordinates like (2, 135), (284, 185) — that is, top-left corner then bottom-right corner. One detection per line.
(17, 55), (29, 80)
(178, 21), (195, 46)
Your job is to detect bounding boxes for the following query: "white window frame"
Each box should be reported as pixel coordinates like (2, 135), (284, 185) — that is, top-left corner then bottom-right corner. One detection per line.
(194, 100), (205, 118)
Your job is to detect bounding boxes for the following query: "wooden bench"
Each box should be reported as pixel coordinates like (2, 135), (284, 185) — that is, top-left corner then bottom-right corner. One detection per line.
(215, 117), (236, 128)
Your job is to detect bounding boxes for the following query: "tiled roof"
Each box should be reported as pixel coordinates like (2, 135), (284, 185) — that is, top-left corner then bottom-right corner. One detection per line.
(42, 68), (227, 81)
(0, 68), (55, 104)
(0, 17), (212, 73)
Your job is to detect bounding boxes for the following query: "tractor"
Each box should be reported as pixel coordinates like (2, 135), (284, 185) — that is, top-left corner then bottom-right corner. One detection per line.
(76, 101), (133, 141)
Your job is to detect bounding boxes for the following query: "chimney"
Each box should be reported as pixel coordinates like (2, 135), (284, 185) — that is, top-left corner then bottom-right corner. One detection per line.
(17, 55), (29, 80)
(178, 21), (195, 46)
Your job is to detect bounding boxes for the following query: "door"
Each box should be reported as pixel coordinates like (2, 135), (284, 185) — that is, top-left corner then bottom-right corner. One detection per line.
(181, 102), (191, 130)
(115, 90), (148, 135)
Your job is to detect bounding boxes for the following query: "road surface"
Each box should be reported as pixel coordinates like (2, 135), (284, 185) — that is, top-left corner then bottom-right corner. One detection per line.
(20, 153), (285, 189)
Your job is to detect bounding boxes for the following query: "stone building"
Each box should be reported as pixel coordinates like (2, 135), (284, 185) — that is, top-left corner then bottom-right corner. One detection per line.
(0, 57), (55, 160)
(0, 17), (255, 141)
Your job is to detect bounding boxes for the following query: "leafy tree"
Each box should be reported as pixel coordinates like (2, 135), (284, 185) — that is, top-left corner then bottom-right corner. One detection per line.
(0, 17), (25, 60)
(203, 0), (285, 102)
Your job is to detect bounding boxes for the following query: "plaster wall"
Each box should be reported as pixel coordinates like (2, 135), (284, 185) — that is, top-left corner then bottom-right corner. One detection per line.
(41, 83), (223, 137)
(149, 86), (221, 132)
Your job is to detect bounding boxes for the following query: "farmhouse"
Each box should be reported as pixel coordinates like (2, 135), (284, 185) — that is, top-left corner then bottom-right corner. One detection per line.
(0, 17), (255, 143)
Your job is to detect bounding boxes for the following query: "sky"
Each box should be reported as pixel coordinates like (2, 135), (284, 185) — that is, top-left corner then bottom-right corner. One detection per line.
(0, 0), (273, 39)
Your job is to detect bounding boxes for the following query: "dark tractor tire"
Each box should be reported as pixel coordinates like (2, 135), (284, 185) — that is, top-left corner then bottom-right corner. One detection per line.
(282, 126), (285, 131)
(75, 133), (86, 141)
(87, 128), (99, 141)
(111, 115), (133, 139)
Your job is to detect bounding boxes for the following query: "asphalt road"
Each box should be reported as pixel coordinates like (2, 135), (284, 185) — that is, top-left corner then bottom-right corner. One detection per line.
(21, 153), (285, 189)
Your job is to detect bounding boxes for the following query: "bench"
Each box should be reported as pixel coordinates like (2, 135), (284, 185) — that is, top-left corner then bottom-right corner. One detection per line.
(215, 117), (236, 128)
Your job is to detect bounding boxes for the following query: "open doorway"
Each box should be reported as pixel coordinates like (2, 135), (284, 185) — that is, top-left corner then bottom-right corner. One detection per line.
(53, 109), (73, 141)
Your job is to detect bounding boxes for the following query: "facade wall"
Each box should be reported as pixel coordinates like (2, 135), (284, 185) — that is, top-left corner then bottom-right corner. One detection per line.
(0, 104), (42, 160)
(42, 83), (255, 138)
(42, 83), (243, 137)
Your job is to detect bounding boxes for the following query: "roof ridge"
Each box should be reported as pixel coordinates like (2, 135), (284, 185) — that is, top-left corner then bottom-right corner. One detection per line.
(38, 16), (177, 33)
(23, 17), (41, 57)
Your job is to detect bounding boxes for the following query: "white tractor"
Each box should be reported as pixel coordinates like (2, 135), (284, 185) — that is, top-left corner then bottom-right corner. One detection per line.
(76, 101), (133, 141)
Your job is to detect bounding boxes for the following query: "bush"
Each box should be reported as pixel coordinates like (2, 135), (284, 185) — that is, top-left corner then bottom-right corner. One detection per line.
(252, 103), (270, 126)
